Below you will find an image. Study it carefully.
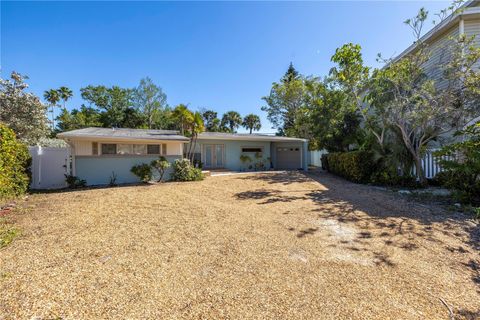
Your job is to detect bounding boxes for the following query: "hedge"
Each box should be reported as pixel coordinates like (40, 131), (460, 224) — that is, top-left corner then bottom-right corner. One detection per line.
(0, 124), (31, 201)
(322, 151), (375, 183)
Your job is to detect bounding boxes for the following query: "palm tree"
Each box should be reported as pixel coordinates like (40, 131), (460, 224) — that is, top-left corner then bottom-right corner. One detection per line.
(186, 111), (205, 162)
(172, 104), (193, 136)
(221, 111), (242, 133)
(242, 114), (262, 134)
(58, 86), (73, 109)
(43, 89), (60, 129)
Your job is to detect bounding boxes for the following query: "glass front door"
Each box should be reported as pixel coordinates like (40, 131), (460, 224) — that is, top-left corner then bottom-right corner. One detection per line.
(204, 144), (224, 168)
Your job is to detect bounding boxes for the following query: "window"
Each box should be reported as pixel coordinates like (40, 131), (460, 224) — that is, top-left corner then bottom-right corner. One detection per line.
(101, 144), (117, 155)
(133, 144), (147, 155)
(92, 142), (98, 155)
(117, 144), (132, 155)
(162, 143), (167, 155)
(147, 145), (160, 154)
(241, 147), (263, 153)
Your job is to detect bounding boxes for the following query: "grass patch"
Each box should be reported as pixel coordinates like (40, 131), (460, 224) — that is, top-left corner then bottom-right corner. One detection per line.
(0, 218), (20, 249)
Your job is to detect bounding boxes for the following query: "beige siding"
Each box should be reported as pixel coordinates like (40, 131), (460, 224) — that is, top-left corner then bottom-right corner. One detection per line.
(70, 139), (184, 156)
(72, 140), (92, 156)
(164, 142), (183, 156)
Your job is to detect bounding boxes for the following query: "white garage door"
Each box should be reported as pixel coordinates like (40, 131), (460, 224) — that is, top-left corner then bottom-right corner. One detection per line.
(276, 147), (301, 169)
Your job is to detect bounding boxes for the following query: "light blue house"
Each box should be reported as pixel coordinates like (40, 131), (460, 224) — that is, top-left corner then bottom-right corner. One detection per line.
(58, 128), (308, 185)
(193, 132), (308, 171)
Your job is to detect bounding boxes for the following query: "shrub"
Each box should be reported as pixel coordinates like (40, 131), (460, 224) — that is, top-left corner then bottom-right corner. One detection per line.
(151, 156), (171, 182)
(370, 167), (417, 187)
(171, 158), (204, 181)
(65, 174), (86, 188)
(0, 124), (30, 201)
(130, 164), (153, 183)
(435, 122), (480, 205)
(323, 151), (374, 183)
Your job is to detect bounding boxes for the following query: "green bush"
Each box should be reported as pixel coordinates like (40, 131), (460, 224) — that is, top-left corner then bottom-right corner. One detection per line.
(323, 151), (374, 183)
(370, 167), (417, 187)
(130, 164), (153, 183)
(171, 158), (204, 181)
(0, 124), (30, 201)
(435, 122), (480, 205)
(150, 156), (171, 182)
(65, 174), (86, 188)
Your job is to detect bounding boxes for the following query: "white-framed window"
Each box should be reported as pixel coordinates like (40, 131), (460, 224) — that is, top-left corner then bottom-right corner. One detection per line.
(117, 144), (133, 155)
(100, 143), (162, 155)
(147, 144), (160, 155)
(133, 144), (147, 155)
(101, 143), (117, 155)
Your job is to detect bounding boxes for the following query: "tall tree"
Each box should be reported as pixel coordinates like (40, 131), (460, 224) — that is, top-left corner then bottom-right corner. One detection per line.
(369, 8), (480, 184)
(58, 86), (73, 109)
(0, 72), (49, 144)
(133, 77), (167, 129)
(221, 111), (242, 133)
(201, 109), (221, 132)
(172, 104), (193, 136)
(303, 78), (361, 152)
(43, 88), (60, 129)
(262, 63), (305, 136)
(80, 85), (132, 127)
(56, 105), (102, 132)
(282, 62), (300, 83)
(242, 114), (262, 134)
(186, 111), (205, 162)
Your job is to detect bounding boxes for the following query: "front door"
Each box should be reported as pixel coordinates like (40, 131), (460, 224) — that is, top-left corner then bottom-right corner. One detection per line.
(204, 144), (225, 168)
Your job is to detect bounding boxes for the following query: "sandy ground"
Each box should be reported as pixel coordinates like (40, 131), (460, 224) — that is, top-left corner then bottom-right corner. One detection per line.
(0, 171), (479, 319)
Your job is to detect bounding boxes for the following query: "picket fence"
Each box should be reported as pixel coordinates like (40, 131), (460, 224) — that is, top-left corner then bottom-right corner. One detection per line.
(412, 149), (454, 179)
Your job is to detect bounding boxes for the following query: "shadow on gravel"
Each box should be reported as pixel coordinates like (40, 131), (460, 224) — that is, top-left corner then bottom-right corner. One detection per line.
(235, 171), (480, 284)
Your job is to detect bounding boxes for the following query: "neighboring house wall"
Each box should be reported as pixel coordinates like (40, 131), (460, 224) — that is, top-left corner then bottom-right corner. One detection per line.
(423, 25), (459, 89)
(466, 18), (480, 70)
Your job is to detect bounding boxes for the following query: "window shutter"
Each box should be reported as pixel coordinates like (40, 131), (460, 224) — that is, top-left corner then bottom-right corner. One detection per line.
(92, 142), (98, 155)
(162, 144), (167, 155)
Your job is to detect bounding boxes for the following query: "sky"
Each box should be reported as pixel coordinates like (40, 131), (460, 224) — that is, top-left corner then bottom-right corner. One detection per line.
(1, 0), (450, 133)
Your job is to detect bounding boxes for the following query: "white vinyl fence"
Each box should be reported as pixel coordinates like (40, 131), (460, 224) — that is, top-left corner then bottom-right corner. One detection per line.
(308, 149), (328, 167)
(29, 146), (71, 189)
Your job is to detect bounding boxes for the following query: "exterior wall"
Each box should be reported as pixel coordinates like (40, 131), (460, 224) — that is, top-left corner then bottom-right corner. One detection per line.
(72, 140), (92, 156)
(71, 139), (184, 156)
(423, 25), (459, 89)
(75, 155), (181, 185)
(271, 141), (308, 171)
(465, 19), (480, 70)
(194, 139), (272, 170)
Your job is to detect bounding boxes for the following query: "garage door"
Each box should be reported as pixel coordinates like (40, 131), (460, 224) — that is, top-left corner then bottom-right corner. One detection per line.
(276, 147), (301, 169)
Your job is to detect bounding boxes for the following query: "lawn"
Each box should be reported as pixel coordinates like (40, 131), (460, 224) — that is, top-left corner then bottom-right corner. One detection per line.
(0, 171), (479, 319)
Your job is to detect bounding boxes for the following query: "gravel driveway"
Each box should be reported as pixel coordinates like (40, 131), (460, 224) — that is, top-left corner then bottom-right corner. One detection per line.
(1, 171), (479, 319)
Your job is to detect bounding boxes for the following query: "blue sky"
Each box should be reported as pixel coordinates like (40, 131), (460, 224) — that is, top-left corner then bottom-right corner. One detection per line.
(2, 1), (449, 133)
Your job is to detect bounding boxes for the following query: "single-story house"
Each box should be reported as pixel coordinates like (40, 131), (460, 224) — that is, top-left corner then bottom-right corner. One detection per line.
(58, 127), (308, 185)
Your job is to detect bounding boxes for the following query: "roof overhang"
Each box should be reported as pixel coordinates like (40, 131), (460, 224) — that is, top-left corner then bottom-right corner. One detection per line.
(391, 1), (480, 64)
(197, 134), (307, 143)
(57, 134), (190, 143)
